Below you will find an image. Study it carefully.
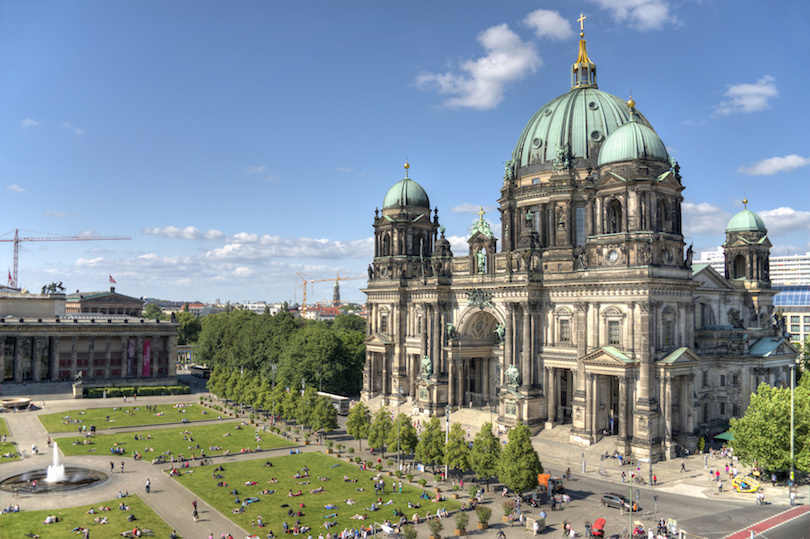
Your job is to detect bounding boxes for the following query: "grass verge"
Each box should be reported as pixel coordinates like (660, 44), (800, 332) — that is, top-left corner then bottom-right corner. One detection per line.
(39, 404), (213, 433)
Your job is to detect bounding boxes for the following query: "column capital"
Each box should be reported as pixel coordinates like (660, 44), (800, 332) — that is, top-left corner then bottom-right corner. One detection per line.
(574, 302), (588, 313)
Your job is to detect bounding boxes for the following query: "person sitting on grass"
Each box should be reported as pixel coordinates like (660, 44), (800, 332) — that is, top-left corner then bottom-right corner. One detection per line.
(43, 515), (58, 524)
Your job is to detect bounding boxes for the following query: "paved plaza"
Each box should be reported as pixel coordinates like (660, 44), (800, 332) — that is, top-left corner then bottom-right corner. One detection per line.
(0, 385), (805, 539)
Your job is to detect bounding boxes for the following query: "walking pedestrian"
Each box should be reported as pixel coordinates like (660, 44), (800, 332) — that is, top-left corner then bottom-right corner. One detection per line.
(622, 471), (626, 483)
(718, 479), (723, 492)
(790, 490), (796, 506)
(192, 509), (198, 521)
(192, 500), (197, 512)
(110, 461), (115, 472)
(680, 462), (686, 472)
(145, 478), (151, 493)
(120, 461), (125, 473)
(653, 474), (657, 486)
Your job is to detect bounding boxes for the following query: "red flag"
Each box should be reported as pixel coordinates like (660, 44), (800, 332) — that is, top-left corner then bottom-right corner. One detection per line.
(7, 269), (12, 287)
(109, 275), (117, 284)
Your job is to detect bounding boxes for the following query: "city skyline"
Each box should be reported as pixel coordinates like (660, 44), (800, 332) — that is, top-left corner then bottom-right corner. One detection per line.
(3, 1), (808, 303)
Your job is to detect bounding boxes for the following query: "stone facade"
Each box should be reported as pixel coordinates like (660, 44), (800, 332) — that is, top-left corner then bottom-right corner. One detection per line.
(361, 32), (797, 461)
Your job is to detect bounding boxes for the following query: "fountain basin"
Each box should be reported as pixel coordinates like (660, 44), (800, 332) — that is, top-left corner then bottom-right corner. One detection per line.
(1, 397), (31, 410)
(0, 467), (109, 493)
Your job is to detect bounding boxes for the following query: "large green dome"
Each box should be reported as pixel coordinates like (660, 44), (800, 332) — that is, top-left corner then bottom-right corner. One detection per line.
(598, 117), (669, 167)
(726, 209), (767, 233)
(511, 33), (656, 177)
(382, 177), (430, 210)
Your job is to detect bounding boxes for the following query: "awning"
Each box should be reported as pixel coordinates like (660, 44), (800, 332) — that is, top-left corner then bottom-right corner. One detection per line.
(714, 430), (734, 441)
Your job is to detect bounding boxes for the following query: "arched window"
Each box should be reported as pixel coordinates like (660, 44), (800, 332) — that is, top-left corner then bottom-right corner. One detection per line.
(382, 234), (391, 256)
(695, 302), (715, 329)
(657, 199), (669, 232)
(608, 200), (622, 233)
(733, 254), (746, 279)
(415, 234), (426, 257)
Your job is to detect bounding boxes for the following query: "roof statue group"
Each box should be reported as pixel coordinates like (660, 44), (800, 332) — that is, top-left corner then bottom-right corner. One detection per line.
(362, 14), (796, 461)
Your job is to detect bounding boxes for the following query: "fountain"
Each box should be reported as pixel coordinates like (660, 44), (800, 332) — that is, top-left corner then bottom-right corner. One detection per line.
(0, 441), (108, 494)
(45, 441), (66, 482)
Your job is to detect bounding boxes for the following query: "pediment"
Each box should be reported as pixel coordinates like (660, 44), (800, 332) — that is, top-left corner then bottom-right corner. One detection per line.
(654, 170), (681, 187)
(594, 172), (628, 188)
(693, 265), (733, 290)
(657, 347), (700, 365)
(364, 333), (393, 346)
(581, 346), (637, 366)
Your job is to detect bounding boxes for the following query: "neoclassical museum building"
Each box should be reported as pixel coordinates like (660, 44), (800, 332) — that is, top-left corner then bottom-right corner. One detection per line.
(362, 27), (797, 460)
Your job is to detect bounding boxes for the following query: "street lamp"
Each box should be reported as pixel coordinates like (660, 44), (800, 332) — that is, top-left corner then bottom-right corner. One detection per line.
(397, 386), (404, 471)
(271, 364), (277, 426)
(789, 364), (795, 487)
(445, 404), (451, 480)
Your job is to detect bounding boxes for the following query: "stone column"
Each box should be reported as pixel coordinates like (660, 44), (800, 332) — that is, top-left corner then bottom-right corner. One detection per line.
(136, 336), (144, 379)
(627, 302), (636, 357)
(70, 336), (78, 380)
(521, 304), (531, 390)
(547, 367), (556, 423)
(50, 337), (60, 382)
(104, 337), (112, 380)
(590, 373), (598, 437)
(120, 336), (129, 378)
(13, 336), (23, 382)
(0, 339), (5, 382)
(504, 303), (514, 372)
(618, 376), (628, 441)
(32, 337), (44, 382)
(431, 305), (440, 375)
(448, 356), (457, 407)
(87, 336), (95, 380)
(591, 302), (600, 349)
(575, 302), (588, 358)
(679, 375), (688, 438)
(637, 302), (654, 409)
(686, 374), (696, 438)
(549, 205), (557, 247)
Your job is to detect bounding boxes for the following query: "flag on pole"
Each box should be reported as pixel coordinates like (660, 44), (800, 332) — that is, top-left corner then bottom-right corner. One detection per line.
(109, 275), (117, 284)
(7, 269), (12, 287)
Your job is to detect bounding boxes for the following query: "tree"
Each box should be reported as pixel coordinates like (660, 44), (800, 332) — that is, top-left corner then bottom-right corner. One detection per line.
(207, 365), (228, 397)
(387, 413), (418, 458)
(730, 375), (810, 472)
(368, 406), (393, 456)
(281, 389), (301, 423)
(444, 423), (471, 474)
(415, 416), (445, 473)
(296, 387), (317, 428)
(346, 402), (372, 451)
(310, 395), (339, 436)
(175, 310), (202, 345)
(470, 422), (501, 490)
(498, 423), (543, 494)
(143, 304), (166, 321)
(799, 337), (810, 373)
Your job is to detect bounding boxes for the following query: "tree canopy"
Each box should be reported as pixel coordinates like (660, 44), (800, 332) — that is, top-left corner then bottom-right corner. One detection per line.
(368, 406), (393, 456)
(498, 423), (543, 494)
(730, 374), (810, 473)
(415, 416), (445, 472)
(444, 422), (471, 473)
(470, 422), (501, 490)
(346, 402), (372, 451)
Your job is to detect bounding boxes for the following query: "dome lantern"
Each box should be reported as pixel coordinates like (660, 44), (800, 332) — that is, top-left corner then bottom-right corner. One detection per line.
(571, 14), (597, 89)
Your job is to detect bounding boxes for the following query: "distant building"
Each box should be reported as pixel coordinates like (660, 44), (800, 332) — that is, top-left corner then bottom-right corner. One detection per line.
(698, 248), (810, 286)
(0, 289), (178, 386)
(333, 280), (341, 307)
(65, 286), (143, 317)
(773, 285), (810, 345)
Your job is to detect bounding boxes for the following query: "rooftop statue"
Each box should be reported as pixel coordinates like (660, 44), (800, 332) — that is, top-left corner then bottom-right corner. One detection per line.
(505, 364), (520, 387)
(421, 355), (432, 377)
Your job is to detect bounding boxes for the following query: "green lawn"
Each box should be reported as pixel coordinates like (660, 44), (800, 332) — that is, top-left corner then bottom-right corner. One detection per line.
(0, 417), (10, 436)
(0, 494), (179, 538)
(173, 452), (460, 533)
(1, 441), (19, 461)
(39, 403), (213, 433)
(55, 422), (292, 460)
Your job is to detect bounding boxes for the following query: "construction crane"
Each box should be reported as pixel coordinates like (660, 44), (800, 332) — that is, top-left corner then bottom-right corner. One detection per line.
(0, 229), (131, 288)
(296, 271), (366, 312)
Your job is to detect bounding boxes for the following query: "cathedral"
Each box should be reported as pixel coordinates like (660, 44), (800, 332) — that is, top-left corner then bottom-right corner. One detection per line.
(361, 24), (797, 460)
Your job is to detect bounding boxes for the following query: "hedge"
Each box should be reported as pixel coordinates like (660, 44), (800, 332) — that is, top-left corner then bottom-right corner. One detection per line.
(85, 385), (191, 398)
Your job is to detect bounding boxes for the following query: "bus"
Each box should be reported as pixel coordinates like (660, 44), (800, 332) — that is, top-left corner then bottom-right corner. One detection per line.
(317, 391), (351, 416)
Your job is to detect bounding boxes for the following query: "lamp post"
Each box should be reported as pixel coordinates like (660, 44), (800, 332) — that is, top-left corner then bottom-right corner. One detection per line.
(271, 364), (277, 426)
(789, 364), (795, 487)
(397, 386), (404, 471)
(445, 404), (450, 480)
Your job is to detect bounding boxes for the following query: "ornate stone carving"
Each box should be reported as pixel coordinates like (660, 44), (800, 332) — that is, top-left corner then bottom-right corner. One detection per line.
(420, 355), (432, 378)
(466, 289), (493, 310)
(505, 363), (521, 387)
(574, 302), (588, 313)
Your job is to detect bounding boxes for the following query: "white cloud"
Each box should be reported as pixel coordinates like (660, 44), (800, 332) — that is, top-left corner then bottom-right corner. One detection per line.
(758, 207), (810, 237)
(682, 202), (732, 236)
(447, 235), (468, 255)
(715, 76), (777, 115)
(588, 0), (675, 31)
(524, 10), (575, 40)
(21, 118), (41, 128)
(46, 210), (66, 218)
(232, 267), (253, 277)
(205, 235), (374, 261)
(245, 165), (266, 174)
(737, 155), (810, 176)
(449, 203), (496, 214)
(416, 24), (541, 110)
(265, 174), (279, 182)
(62, 121), (85, 135)
(335, 166), (353, 173)
(142, 226), (226, 241)
(7, 184), (25, 193)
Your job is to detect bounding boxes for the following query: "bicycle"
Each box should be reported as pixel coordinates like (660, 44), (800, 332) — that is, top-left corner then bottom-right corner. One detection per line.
(597, 469), (608, 477)
(620, 527), (630, 539)
(634, 475), (647, 485)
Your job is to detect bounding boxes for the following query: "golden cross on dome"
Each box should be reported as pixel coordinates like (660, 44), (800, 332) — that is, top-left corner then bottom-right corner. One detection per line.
(478, 206), (485, 221)
(578, 13), (587, 32)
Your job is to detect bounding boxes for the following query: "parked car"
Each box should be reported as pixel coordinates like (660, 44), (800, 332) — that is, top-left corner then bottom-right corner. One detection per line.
(600, 493), (632, 511)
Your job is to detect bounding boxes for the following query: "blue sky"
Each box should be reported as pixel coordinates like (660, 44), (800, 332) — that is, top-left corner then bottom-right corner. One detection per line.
(2, 1), (808, 304)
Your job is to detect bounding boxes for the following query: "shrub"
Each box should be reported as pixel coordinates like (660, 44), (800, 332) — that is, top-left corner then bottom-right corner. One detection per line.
(468, 484), (478, 498)
(698, 436), (706, 453)
(502, 499), (515, 515)
(427, 518), (443, 537)
(454, 511), (469, 531)
(475, 505), (492, 524)
(387, 460), (393, 467)
(326, 440), (334, 449)
(354, 457), (362, 464)
(451, 484), (459, 492)
(376, 464), (383, 472)
(402, 524), (417, 539)
(348, 447), (355, 455)
(418, 478), (427, 487)
(434, 474), (442, 483)
(406, 474), (414, 482)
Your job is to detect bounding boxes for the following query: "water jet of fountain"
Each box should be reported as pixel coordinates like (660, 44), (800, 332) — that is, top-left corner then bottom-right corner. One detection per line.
(45, 441), (66, 482)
